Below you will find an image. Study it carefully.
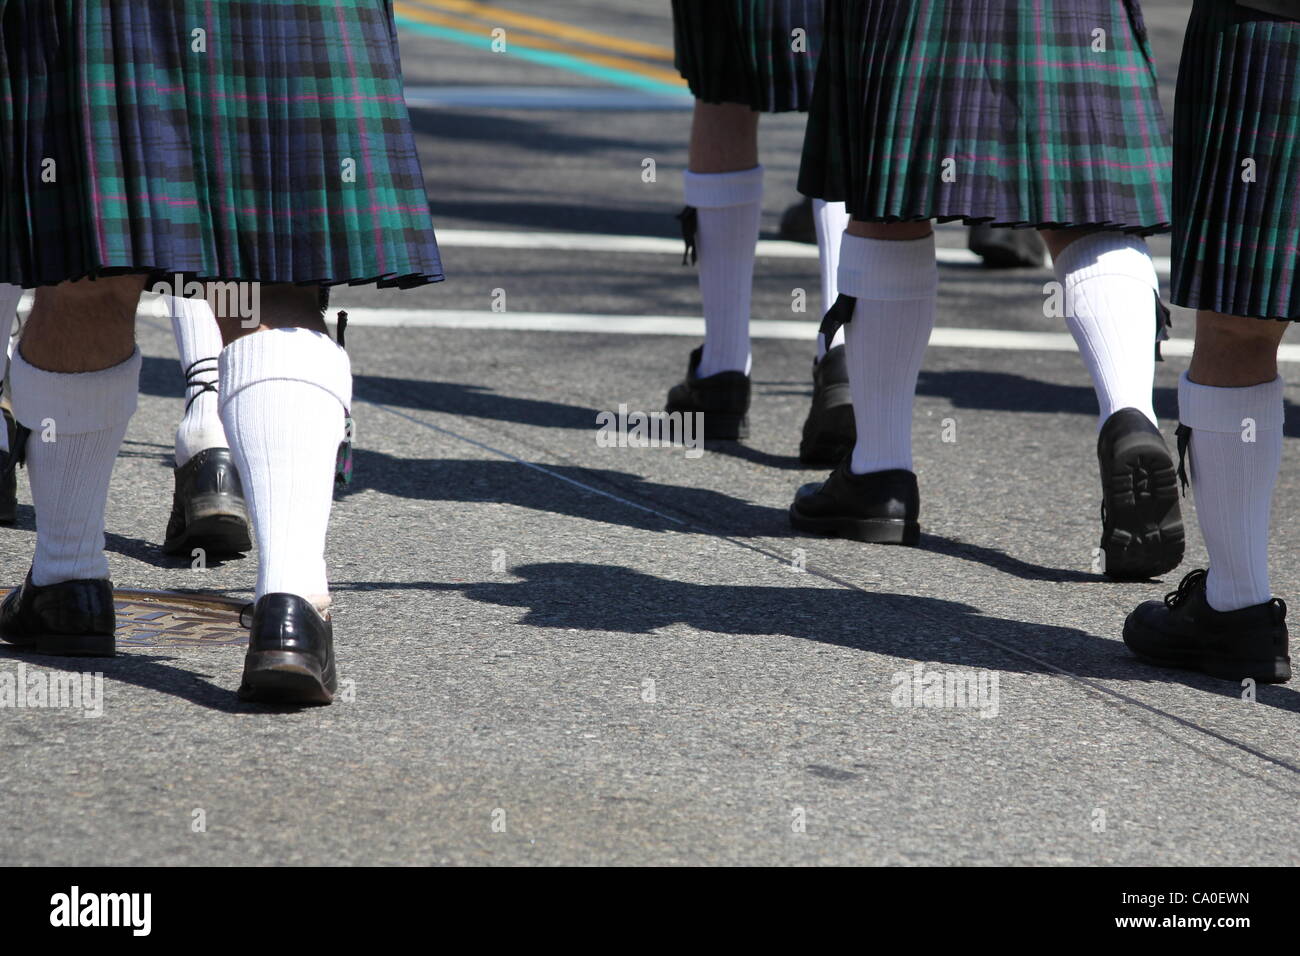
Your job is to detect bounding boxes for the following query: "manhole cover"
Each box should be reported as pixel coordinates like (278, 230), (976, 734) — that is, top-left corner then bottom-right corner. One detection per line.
(0, 588), (248, 648)
(114, 590), (248, 648)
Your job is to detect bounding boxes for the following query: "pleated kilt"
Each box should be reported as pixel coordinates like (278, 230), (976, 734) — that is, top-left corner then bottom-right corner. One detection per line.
(0, 0), (443, 289)
(1172, 0), (1300, 321)
(799, 0), (1174, 235)
(671, 0), (823, 113)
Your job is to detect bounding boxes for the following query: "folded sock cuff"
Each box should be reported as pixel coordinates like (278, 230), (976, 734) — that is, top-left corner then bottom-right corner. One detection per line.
(219, 327), (352, 413)
(1054, 232), (1158, 291)
(837, 233), (938, 300)
(683, 165), (764, 208)
(1178, 372), (1284, 433)
(11, 347), (140, 435)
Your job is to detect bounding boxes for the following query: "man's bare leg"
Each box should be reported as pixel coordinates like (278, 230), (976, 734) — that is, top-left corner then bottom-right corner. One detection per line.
(210, 283), (351, 703)
(1180, 311), (1287, 611)
(789, 218), (936, 544)
(683, 101), (761, 379)
(1040, 227), (1183, 579)
(0, 275), (145, 656)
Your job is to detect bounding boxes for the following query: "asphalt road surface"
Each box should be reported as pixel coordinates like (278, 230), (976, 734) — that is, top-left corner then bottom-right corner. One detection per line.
(2, 1), (1298, 866)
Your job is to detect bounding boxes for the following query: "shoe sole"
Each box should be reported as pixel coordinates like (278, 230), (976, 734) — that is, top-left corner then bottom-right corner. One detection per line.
(1100, 433), (1184, 580)
(788, 507), (920, 546)
(163, 492), (252, 557)
(1122, 619), (1291, 683)
(239, 651), (334, 705)
(0, 632), (115, 657)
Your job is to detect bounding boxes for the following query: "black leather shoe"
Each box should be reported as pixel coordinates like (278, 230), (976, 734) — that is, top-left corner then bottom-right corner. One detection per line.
(790, 461), (920, 544)
(778, 195), (815, 244)
(1124, 569), (1291, 683)
(0, 408), (18, 525)
(0, 571), (115, 656)
(1097, 408), (1184, 580)
(665, 345), (751, 440)
(239, 593), (336, 704)
(162, 448), (251, 557)
(968, 224), (1046, 268)
(799, 345), (856, 465)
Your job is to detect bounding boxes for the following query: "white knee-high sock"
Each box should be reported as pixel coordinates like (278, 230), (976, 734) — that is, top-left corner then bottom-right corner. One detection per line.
(168, 295), (228, 466)
(11, 348), (140, 586)
(684, 166), (763, 377)
(813, 199), (850, 358)
(838, 233), (938, 475)
(219, 328), (351, 606)
(1054, 233), (1159, 428)
(1179, 372), (1283, 611)
(0, 283), (23, 454)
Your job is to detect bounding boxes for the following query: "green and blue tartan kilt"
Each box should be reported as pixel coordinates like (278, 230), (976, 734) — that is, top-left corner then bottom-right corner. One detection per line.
(1172, 0), (1300, 321)
(671, 0), (823, 113)
(0, 0), (443, 289)
(799, 0), (1174, 235)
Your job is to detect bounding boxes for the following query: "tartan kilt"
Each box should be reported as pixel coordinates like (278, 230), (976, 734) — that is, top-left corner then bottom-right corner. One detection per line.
(672, 0), (823, 113)
(1171, 0), (1300, 321)
(0, 0), (443, 289)
(799, 0), (1174, 235)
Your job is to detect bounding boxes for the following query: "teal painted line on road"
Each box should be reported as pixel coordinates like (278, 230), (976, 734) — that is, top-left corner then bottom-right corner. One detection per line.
(394, 17), (689, 98)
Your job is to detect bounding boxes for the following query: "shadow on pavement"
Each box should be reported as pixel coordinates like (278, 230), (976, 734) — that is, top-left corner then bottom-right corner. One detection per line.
(344, 449), (1110, 582)
(408, 560), (1300, 720)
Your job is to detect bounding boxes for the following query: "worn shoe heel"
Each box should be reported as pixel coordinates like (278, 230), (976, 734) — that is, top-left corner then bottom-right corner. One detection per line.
(239, 650), (333, 704)
(238, 593), (337, 705)
(1099, 410), (1184, 580)
(163, 448), (252, 557)
(176, 499), (253, 556)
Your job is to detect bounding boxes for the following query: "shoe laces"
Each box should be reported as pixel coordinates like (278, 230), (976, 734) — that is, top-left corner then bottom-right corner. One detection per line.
(1164, 569), (1287, 619)
(182, 357), (220, 414)
(1163, 569), (1207, 609)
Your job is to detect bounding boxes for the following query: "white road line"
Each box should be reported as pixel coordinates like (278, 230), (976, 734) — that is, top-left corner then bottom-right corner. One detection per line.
(338, 306), (1300, 361)
(434, 227), (1174, 274)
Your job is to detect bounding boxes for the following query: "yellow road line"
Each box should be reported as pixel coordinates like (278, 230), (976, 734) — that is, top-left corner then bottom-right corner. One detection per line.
(408, 0), (675, 63)
(394, 2), (685, 86)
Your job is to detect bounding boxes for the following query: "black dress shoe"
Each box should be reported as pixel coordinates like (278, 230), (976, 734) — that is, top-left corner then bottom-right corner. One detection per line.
(799, 345), (856, 465)
(0, 408), (18, 525)
(1096, 408), (1184, 580)
(162, 448), (251, 557)
(790, 461), (920, 544)
(665, 345), (751, 440)
(968, 224), (1047, 268)
(778, 195), (816, 244)
(1124, 569), (1291, 683)
(0, 571), (115, 656)
(239, 593), (336, 705)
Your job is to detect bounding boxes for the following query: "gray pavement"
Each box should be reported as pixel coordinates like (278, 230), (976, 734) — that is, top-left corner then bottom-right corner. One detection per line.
(3, 1), (1299, 867)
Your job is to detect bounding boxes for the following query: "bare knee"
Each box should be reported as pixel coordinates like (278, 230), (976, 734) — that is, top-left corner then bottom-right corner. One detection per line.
(21, 275), (143, 372)
(1188, 310), (1287, 387)
(688, 101), (760, 173)
(211, 282), (328, 344)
